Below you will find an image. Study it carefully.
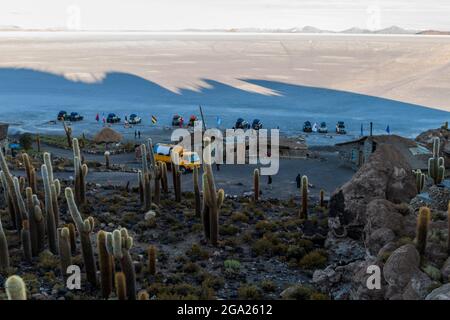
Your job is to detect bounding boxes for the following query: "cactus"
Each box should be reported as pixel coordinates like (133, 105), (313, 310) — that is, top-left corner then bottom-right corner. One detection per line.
(41, 162), (58, 254)
(12, 176), (27, 230)
(25, 188), (38, 256)
(97, 230), (113, 299)
(137, 170), (144, 204)
(0, 149), (20, 230)
(5, 275), (27, 300)
(414, 169), (426, 194)
(428, 137), (445, 185)
(0, 217), (10, 272)
(416, 207), (430, 258)
(21, 220), (32, 263)
(300, 175), (308, 219)
(154, 162), (162, 205)
(139, 144), (152, 210)
(447, 201), (450, 256)
(202, 137), (225, 246)
(36, 134), (41, 153)
(161, 162), (169, 194)
(73, 138), (88, 205)
(33, 204), (46, 254)
(193, 166), (201, 217)
(22, 153), (37, 192)
(137, 290), (150, 300)
(148, 245), (156, 275)
(67, 223), (77, 254)
(253, 168), (260, 202)
(65, 187), (97, 287)
(320, 189), (325, 208)
(63, 121), (73, 148)
(107, 228), (136, 300)
(1, 171), (17, 230)
(58, 227), (72, 278)
(104, 151), (111, 169)
(171, 150), (182, 202)
(115, 272), (127, 300)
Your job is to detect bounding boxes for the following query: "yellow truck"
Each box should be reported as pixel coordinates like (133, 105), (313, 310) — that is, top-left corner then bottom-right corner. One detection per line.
(154, 143), (200, 172)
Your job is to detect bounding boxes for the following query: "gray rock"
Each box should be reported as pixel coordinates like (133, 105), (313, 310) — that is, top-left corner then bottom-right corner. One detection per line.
(425, 283), (450, 300)
(402, 271), (434, 300)
(441, 257), (450, 282)
(144, 210), (156, 220)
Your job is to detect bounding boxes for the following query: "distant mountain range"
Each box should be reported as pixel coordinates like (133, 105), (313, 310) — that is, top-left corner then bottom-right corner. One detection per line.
(1, 25), (449, 35)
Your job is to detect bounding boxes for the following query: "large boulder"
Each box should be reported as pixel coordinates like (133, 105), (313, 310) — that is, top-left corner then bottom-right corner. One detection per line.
(329, 144), (416, 240)
(425, 283), (450, 300)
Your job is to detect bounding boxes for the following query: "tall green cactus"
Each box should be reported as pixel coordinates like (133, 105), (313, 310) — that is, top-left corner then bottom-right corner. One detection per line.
(0, 217), (10, 272)
(171, 150), (182, 202)
(33, 203), (46, 254)
(21, 220), (32, 263)
(0, 149), (20, 230)
(161, 162), (169, 194)
(97, 230), (113, 299)
(115, 272), (127, 300)
(413, 169), (426, 194)
(416, 207), (430, 258)
(12, 176), (27, 230)
(253, 168), (260, 202)
(428, 138), (445, 185)
(1, 170), (16, 229)
(58, 227), (72, 279)
(73, 138), (88, 205)
(22, 153), (37, 192)
(193, 166), (201, 217)
(202, 137), (225, 246)
(154, 162), (162, 205)
(5, 275), (27, 300)
(25, 188), (38, 256)
(65, 187), (97, 287)
(41, 162), (58, 254)
(300, 175), (308, 219)
(107, 228), (136, 300)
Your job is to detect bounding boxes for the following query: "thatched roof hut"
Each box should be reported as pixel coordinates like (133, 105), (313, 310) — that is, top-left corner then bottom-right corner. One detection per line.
(93, 127), (123, 144)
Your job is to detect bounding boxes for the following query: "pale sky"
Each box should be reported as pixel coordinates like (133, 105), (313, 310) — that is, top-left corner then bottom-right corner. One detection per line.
(2, 0), (450, 31)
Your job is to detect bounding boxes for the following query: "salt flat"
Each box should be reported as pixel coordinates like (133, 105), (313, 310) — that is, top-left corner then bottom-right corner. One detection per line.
(1, 32), (450, 111)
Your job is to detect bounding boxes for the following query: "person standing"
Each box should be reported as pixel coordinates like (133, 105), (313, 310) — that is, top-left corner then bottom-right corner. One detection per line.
(138, 130), (141, 139)
(134, 130), (137, 139)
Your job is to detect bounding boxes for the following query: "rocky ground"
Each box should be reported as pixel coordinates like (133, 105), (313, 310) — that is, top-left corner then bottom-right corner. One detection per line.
(1, 128), (450, 300)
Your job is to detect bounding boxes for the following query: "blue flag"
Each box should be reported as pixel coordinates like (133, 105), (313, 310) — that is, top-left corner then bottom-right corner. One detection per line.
(216, 116), (222, 126)
(386, 125), (390, 134)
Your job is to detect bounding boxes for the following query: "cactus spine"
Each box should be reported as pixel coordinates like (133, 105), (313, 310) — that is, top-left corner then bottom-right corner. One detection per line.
(115, 272), (127, 300)
(300, 175), (308, 219)
(428, 137), (445, 185)
(104, 151), (111, 169)
(148, 245), (156, 275)
(58, 227), (72, 278)
(65, 187), (97, 287)
(5, 275), (27, 300)
(97, 230), (113, 299)
(416, 207), (430, 258)
(413, 169), (426, 194)
(193, 166), (201, 216)
(202, 137), (225, 246)
(253, 168), (260, 202)
(0, 217), (10, 272)
(73, 138), (88, 205)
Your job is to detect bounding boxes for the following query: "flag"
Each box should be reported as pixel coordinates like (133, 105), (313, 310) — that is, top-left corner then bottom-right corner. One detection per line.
(151, 115), (157, 124)
(216, 116), (222, 126)
(386, 125), (390, 134)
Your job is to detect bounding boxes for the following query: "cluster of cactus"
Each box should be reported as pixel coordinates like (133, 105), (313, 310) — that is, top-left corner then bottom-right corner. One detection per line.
(105, 228), (136, 300)
(73, 138), (88, 205)
(416, 207), (431, 259)
(65, 187), (97, 287)
(202, 137), (225, 246)
(300, 175), (308, 219)
(22, 153), (37, 192)
(414, 169), (426, 194)
(1, 149), (21, 230)
(253, 168), (260, 202)
(428, 137), (445, 185)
